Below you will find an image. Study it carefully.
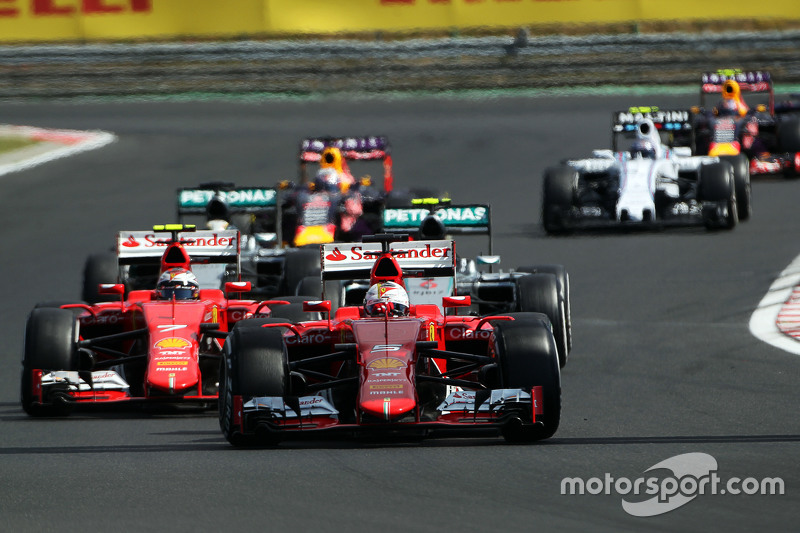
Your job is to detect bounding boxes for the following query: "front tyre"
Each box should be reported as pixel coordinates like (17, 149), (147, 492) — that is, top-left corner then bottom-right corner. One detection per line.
(219, 324), (288, 446)
(542, 166), (576, 234)
(718, 154), (751, 221)
(21, 308), (79, 417)
(698, 162), (737, 230)
(494, 320), (561, 442)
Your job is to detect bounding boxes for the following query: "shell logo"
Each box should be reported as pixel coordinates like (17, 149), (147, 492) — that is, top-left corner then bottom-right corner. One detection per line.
(367, 357), (405, 370)
(154, 337), (192, 350)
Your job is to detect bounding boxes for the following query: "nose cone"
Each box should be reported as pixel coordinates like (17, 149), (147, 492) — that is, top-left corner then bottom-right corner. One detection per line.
(360, 396), (417, 421)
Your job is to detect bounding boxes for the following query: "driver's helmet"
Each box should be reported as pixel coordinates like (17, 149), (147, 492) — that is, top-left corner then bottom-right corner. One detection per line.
(364, 281), (410, 317)
(630, 140), (656, 159)
(156, 268), (200, 300)
(718, 98), (739, 117)
(313, 168), (341, 192)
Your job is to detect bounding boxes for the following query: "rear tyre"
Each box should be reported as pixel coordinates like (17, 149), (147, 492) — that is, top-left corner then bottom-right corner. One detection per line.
(266, 301), (321, 322)
(542, 166), (576, 234)
(494, 320), (561, 442)
(516, 273), (568, 367)
(296, 275), (322, 298)
(718, 154), (751, 220)
(778, 117), (800, 153)
(21, 308), (79, 417)
(698, 162), (737, 230)
(281, 249), (321, 296)
(517, 264), (571, 353)
(81, 253), (118, 303)
(219, 325), (288, 446)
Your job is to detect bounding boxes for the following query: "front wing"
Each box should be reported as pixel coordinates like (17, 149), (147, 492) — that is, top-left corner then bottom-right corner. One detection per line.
(232, 387), (544, 438)
(28, 369), (217, 408)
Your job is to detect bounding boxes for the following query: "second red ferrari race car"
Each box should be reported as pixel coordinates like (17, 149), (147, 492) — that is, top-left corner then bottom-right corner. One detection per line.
(21, 224), (294, 416)
(219, 234), (561, 445)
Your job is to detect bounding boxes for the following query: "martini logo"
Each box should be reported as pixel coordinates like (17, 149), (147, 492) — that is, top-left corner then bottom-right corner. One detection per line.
(420, 279), (438, 289)
(122, 235), (140, 247)
(367, 357), (405, 370)
(326, 247), (346, 261)
(154, 338), (191, 350)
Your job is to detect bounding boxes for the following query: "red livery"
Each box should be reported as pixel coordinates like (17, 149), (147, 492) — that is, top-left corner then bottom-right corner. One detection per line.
(21, 224), (290, 416)
(219, 233), (562, 445)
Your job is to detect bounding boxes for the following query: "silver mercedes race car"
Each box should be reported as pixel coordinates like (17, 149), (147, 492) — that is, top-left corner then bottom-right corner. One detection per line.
(541, 107), (751, 233)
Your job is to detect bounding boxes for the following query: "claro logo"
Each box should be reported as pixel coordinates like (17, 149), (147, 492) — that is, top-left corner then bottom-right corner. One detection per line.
(0, 0), (151, 17)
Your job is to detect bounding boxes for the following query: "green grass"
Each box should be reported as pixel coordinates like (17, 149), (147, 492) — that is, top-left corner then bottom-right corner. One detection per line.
(0, 136), (38, 155)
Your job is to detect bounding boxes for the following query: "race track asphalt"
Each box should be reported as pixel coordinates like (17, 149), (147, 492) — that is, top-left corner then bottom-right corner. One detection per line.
(0, 94), (797, 532)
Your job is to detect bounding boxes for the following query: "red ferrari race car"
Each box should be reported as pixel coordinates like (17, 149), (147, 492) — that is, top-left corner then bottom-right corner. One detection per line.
(692, 69), (800, 177)
(219, 234), (561, 445)
(21, 225), (296, 416)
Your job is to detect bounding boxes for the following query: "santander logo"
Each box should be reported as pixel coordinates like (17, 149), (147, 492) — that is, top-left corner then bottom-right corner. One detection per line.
(122, 235), (140, 247)
(326, 248), (346, 261)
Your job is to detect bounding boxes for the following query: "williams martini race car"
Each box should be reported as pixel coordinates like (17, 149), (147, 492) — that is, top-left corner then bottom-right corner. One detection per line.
(691, 70), (800, 177)
(542, 107), (751, 233)
(22, 225), (293, 416)
(219, 234), (561, 444)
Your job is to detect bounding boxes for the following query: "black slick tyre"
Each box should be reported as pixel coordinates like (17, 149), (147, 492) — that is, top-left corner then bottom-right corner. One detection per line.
(698, 162), (738, 230)
(493, 319), (561, 442)
(718, 154), (751, 220)
(82, 253), (119, 303)
(516, 273), (568, 367)
(281, 249), (321, 296)
(219, 324), (288, 446)
(21, 308), (79, 416)
(542, 166), (576, 234)
(517, 264), (572, 353)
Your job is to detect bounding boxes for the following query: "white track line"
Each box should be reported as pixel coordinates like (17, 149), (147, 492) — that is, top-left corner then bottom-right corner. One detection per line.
(0, 126), (116, 178)
(749, 254), (800, 355)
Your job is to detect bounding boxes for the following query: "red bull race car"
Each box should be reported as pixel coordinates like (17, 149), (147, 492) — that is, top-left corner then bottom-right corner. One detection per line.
(22, 225), (294, 416)
(219, 234), (561, 445)
(692, 70), (800, 177)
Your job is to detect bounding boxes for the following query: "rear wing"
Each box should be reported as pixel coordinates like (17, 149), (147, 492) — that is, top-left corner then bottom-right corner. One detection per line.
(176, 186), (277, 219)
(320, 240), (455, 281)
(299, 136), (390, 163)
(117, 228), (240, 266)
(611, 107), (694, 151)
(700, 70), (774, 112)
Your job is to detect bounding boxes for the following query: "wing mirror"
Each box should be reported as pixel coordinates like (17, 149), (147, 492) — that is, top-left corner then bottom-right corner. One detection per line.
(303, 300), (331, 313)
(224, 281), (252, 294)
(442, 295), (471, 308)
(97, 283), (125, 295)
